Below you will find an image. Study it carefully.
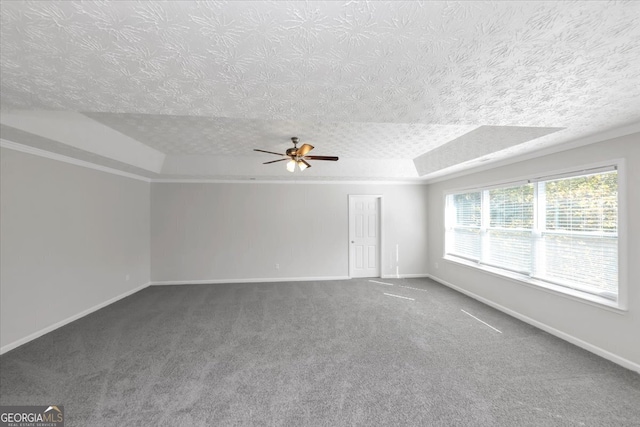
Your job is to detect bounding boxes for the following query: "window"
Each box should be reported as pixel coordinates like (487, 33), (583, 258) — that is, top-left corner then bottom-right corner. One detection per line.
(445, 167), (619, 304)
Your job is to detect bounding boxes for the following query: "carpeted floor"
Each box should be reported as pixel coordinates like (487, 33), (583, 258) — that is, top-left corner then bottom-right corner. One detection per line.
(1, 278), (639, 426)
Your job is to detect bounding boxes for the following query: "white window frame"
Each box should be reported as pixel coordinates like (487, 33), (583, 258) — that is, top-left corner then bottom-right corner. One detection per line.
(442, 159), (627, 312)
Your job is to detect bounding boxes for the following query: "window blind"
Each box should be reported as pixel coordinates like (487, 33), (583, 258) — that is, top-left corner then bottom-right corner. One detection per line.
(446, 192), (481, 261)
(445, 169), (618, 302)
(483, 184), (534, 274)
(535, 171), (618, 298)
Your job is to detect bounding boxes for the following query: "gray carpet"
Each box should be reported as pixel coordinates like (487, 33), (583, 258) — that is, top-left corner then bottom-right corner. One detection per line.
(1, 278), (639, 426)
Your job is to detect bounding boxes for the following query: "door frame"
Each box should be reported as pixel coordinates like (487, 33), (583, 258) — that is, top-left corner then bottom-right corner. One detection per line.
(348, 195), (383, 278)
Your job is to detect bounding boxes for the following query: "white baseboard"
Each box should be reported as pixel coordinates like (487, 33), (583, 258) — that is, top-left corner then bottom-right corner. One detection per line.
(0, 282), (150, 355)
(151, 276), (351, 286)
(381, 273), (430, 279)
(427, 274), (640, 374)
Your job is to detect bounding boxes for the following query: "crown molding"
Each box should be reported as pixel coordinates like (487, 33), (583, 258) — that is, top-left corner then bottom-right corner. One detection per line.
(1, 140), (427, 185)
(150, 178), (428, 185)
(423, 122), (640, 184)
(0, 140), (151, 182)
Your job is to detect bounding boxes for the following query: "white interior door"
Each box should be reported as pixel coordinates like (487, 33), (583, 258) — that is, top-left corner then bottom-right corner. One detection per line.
(349, 196), (381, 278)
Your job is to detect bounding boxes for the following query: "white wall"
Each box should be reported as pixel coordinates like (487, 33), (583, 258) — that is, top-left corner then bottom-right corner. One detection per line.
(151, 182), (428, 282)
(427, 133), (640, 368)
(0, 148), (151, 351)
(2, 132), (637, 372)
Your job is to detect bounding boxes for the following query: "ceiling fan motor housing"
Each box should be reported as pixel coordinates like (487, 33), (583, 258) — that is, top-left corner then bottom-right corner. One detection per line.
(287, 137), (299, 157)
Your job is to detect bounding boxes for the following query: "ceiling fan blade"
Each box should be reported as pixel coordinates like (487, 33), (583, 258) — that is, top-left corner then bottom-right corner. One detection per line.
(263, 159), (288, 164)
(297, 144), (314, 156)
(254, 149), (285, 156)
(305, 155), (339, 161)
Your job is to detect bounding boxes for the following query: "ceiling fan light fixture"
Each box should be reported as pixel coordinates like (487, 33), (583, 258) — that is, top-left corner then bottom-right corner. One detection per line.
(297, 160), (308, 171)
(286, 159), (296, 172)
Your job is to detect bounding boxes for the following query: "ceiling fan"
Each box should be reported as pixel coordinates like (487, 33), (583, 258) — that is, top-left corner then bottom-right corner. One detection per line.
(254, 137), (339, 172)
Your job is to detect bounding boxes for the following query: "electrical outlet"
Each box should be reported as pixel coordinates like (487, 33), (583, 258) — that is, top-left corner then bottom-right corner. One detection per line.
(434, 262), (439, 269)
(275, 264), (280, 270)
(125, 274), (130, 281)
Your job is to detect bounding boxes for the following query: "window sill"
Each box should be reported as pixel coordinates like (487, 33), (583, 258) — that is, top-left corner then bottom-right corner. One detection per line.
(442, 255), (626, 314)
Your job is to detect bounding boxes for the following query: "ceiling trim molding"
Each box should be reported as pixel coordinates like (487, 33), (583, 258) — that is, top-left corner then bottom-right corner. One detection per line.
(0, 140), (427, 185)
(423, 122), (640, 184)
(0, 139), (151, 183)
(150, 178), (428, 185)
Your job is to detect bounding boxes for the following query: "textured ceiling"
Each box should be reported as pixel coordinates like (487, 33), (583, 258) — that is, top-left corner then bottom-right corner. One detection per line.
(83, 113), (478, 159)
(1, 1), (639, 180)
